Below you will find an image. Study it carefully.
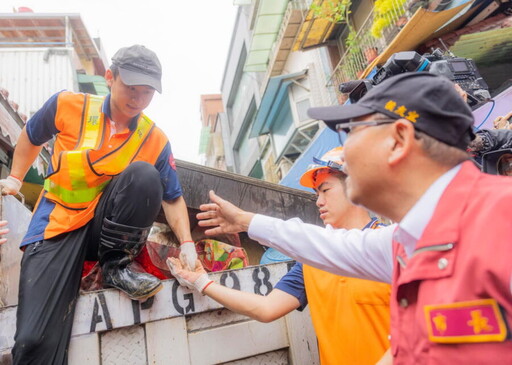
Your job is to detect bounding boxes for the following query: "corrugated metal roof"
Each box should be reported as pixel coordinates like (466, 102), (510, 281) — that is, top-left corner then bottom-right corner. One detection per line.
(450, 26), (512, 66)
(0, 12), (106, 75)
(0, 48), (76, 116)
(244, 0), (289, 72)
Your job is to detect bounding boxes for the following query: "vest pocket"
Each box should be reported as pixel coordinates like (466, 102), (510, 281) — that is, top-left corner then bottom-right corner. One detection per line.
(350, 277), (391, 305)
(397, 243), (457, 285)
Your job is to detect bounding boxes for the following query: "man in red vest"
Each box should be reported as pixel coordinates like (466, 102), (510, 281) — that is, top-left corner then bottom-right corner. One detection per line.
(196, 73), (512, 364)
(0, 45), (197, 364)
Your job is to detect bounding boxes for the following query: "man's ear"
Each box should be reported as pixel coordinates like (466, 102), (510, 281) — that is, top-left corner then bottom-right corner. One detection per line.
(105, 69), (114, 88)
(388, 119), (415, 166)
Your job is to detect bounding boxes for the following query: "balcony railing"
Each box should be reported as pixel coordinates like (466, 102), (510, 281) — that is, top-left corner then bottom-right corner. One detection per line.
(328, 0), (425, 101)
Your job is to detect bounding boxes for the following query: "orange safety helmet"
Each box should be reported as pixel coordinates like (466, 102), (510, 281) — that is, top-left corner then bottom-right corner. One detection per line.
(300, 147), (345, 188)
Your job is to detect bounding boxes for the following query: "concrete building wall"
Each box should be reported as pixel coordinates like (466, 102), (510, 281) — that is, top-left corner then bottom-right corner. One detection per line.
(221, 6), (262, 176)
(282, 48), (332, 109)
(218, 3), (336, 180)
(277, 47), (336, 124)
(200, 94), (224, 128)
(199, 94), (228, 170)
(218, 112), (235, 172)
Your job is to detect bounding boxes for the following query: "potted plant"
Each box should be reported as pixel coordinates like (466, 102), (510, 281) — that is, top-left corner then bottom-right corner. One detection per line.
(364, 47), (379, 63)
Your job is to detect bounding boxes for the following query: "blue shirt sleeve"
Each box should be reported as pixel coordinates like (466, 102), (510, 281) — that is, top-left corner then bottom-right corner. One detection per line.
(155, 142), (183, 201)
(26, 92), (60, 146)
(274, 262), (308, 311)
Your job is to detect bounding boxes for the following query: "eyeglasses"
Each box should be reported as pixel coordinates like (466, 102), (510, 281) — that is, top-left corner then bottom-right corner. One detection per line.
(335, 118), (397, 134)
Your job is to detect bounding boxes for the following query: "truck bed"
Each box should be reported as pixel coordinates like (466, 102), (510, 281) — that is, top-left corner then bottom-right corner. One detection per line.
(0, 160), (321, 364)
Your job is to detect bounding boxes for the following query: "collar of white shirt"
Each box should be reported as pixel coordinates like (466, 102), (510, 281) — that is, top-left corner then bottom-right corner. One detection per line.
(394, 164), (461, 257)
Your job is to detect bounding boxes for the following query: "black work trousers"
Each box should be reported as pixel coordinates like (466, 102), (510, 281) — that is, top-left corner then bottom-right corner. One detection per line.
(12, 161), (163, 365)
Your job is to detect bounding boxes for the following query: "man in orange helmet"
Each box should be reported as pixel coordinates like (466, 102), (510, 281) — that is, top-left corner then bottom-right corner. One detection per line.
(169, 147), (391, 364)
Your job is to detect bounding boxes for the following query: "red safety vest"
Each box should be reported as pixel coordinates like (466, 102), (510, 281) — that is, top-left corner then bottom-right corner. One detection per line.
(390, 161), (512, 364)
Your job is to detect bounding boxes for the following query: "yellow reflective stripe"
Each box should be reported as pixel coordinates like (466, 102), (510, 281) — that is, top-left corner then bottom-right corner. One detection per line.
(94, 114), (153, 173)
(66, 151), (89, 190)
(81, 95), (104, 150)
(44, 179), (110, 204)
(45, 99), (153, 205)
(117, 114), (152, 165)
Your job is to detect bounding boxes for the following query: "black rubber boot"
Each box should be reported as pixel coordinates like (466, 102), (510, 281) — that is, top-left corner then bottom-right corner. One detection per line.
(99, 218), (162, 301)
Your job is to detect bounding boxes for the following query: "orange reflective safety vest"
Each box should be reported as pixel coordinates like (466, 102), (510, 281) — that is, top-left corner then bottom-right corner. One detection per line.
(44, 94), (154, 209)
(303, 223), (391, 365)
(36, 91), (168, 240)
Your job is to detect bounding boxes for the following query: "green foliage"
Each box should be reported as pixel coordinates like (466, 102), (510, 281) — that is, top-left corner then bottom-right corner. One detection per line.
(310, 0), (352, 24)
(344, 28), (358, 51)
(311, 0), (359, 65)
(311, 0), (380, 79)
(370, 0), (407, 38)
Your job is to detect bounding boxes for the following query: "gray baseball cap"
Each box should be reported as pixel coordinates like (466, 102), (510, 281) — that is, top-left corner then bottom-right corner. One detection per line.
(111, 45), (162, 93)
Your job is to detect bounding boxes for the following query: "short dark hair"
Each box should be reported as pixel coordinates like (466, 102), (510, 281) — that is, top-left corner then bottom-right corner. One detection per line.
(110, 63), (120, 78)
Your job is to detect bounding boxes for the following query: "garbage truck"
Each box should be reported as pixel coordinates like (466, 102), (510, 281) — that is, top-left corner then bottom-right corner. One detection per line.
(0, 160), (321, 365)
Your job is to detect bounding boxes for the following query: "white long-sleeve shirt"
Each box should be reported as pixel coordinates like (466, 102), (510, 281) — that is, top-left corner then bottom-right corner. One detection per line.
(248, 165), (460, 283)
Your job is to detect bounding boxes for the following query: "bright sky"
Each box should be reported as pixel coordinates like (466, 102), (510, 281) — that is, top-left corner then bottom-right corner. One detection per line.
(4, 1), (238, 163)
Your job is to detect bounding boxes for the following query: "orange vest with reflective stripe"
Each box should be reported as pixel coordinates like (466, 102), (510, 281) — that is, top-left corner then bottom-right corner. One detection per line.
(303, 229), (391, 364)
(44, 94), (154, 209)
(36, 92), (168, 240)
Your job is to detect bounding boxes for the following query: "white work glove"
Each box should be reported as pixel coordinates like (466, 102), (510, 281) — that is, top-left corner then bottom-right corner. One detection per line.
(179, 241), (198, 270)
(167, 258), (213, 293)
(0, 175), (22, 195)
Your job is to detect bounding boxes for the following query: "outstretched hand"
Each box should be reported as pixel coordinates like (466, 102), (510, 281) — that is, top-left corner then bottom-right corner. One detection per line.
(493, 112), (512, 130)
(196, 190), (255, 236)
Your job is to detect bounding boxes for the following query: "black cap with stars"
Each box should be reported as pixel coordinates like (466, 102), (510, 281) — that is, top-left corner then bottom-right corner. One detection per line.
(308, 72), (475, 150)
